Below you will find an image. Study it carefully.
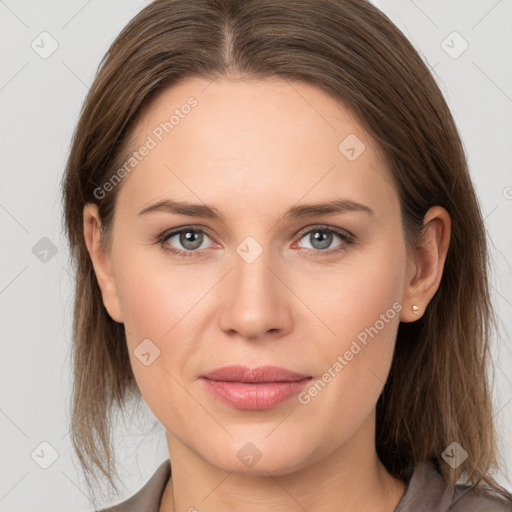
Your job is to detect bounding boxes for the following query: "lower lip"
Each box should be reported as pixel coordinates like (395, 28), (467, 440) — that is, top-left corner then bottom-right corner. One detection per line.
(201, 377), (313, 410)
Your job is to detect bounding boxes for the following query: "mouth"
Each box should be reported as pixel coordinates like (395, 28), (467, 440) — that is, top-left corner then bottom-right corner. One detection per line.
(200, 364), (312, 383)
(200, 365), (313, 410)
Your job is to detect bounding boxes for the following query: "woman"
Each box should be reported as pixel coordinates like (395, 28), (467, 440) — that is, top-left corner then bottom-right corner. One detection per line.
(61, 0), (512, 510)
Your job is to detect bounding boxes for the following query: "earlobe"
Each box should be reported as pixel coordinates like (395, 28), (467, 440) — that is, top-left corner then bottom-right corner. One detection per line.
(400, 206), (451, 323)
(83, 203), (124, 323)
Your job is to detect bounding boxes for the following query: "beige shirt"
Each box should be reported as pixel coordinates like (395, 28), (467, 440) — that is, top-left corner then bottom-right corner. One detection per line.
(97, 459), (512, 511)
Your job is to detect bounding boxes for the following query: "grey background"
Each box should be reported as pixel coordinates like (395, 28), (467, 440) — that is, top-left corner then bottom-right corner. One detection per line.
(0, 0), (511, 510)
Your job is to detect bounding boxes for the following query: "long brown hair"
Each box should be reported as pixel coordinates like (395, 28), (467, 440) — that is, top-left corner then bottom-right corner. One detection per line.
(61, 0), (512, 503)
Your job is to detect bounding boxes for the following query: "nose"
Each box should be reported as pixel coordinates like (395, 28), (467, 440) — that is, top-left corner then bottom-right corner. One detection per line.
(217, 248), (293, 342)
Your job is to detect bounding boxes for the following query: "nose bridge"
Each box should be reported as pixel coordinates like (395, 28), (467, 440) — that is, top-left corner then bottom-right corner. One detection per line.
(218, 237), (289, 339)
(234, 242), (275, 298)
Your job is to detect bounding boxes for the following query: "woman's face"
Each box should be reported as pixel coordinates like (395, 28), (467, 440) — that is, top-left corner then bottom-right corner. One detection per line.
(93, 77), (417, 475)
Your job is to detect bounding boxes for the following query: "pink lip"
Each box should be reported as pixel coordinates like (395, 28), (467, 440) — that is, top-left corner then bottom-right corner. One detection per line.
(200, 365), (313, 410)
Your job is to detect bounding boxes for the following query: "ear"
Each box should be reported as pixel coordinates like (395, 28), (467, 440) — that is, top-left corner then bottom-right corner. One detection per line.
(83, 203), (123, 323)
(400, 206), (451, 322)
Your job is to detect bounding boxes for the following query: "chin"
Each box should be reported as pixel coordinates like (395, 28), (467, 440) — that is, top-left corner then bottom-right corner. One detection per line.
(203, 438), (316, 477)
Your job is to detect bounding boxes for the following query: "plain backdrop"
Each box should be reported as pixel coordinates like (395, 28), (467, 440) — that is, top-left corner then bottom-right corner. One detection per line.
(0, 0), (511, 510)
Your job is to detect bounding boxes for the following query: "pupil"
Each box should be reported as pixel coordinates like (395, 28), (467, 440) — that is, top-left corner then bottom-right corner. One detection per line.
(182, 231), (201, 249)
(312, 230), (331, 249)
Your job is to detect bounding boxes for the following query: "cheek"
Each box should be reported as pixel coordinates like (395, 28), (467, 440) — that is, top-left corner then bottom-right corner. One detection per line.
(112, 250), (215, 407)
(113, 261), (193, 419)
(114, 249), (207, 340)
(304, 241), (405, 401)
(312, 241), (405, 344)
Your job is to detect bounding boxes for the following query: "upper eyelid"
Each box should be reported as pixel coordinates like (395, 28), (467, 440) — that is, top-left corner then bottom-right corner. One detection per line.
(296, 224), (353, 239)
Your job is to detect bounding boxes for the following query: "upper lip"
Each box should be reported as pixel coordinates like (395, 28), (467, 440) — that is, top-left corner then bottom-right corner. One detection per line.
(201, 365), (311, 383)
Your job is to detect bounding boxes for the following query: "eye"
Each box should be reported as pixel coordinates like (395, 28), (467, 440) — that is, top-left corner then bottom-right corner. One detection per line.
(159, 227), (214, 257)
(157, 224), (354, 258)
(294, 225), (354, 256)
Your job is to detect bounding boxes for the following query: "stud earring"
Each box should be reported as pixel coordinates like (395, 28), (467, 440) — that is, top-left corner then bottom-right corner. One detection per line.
(412, 304), (420, 313)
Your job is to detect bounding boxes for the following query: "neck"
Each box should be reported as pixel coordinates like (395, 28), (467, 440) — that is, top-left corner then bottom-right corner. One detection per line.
(160, 414), (406, 512)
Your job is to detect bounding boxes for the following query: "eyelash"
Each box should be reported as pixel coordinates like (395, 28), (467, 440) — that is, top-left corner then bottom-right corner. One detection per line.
(156, 224), (355, 259)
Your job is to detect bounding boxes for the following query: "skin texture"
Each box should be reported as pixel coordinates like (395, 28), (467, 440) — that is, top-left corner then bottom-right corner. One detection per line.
(83, 77), (451, 511)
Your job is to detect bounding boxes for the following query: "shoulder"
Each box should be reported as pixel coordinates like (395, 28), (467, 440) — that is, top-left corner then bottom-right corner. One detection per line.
(395, 459), (512, 512)
(95, 459), (172, 512)
(449, 483), (512, 511)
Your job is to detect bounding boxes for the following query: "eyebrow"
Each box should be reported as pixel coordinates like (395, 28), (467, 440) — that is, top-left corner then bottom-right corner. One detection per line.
(138, 198), (374, 220)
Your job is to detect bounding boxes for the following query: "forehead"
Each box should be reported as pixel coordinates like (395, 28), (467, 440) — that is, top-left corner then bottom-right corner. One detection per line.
(117, 77), (397, 219)
(134, 76), (368, 162)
